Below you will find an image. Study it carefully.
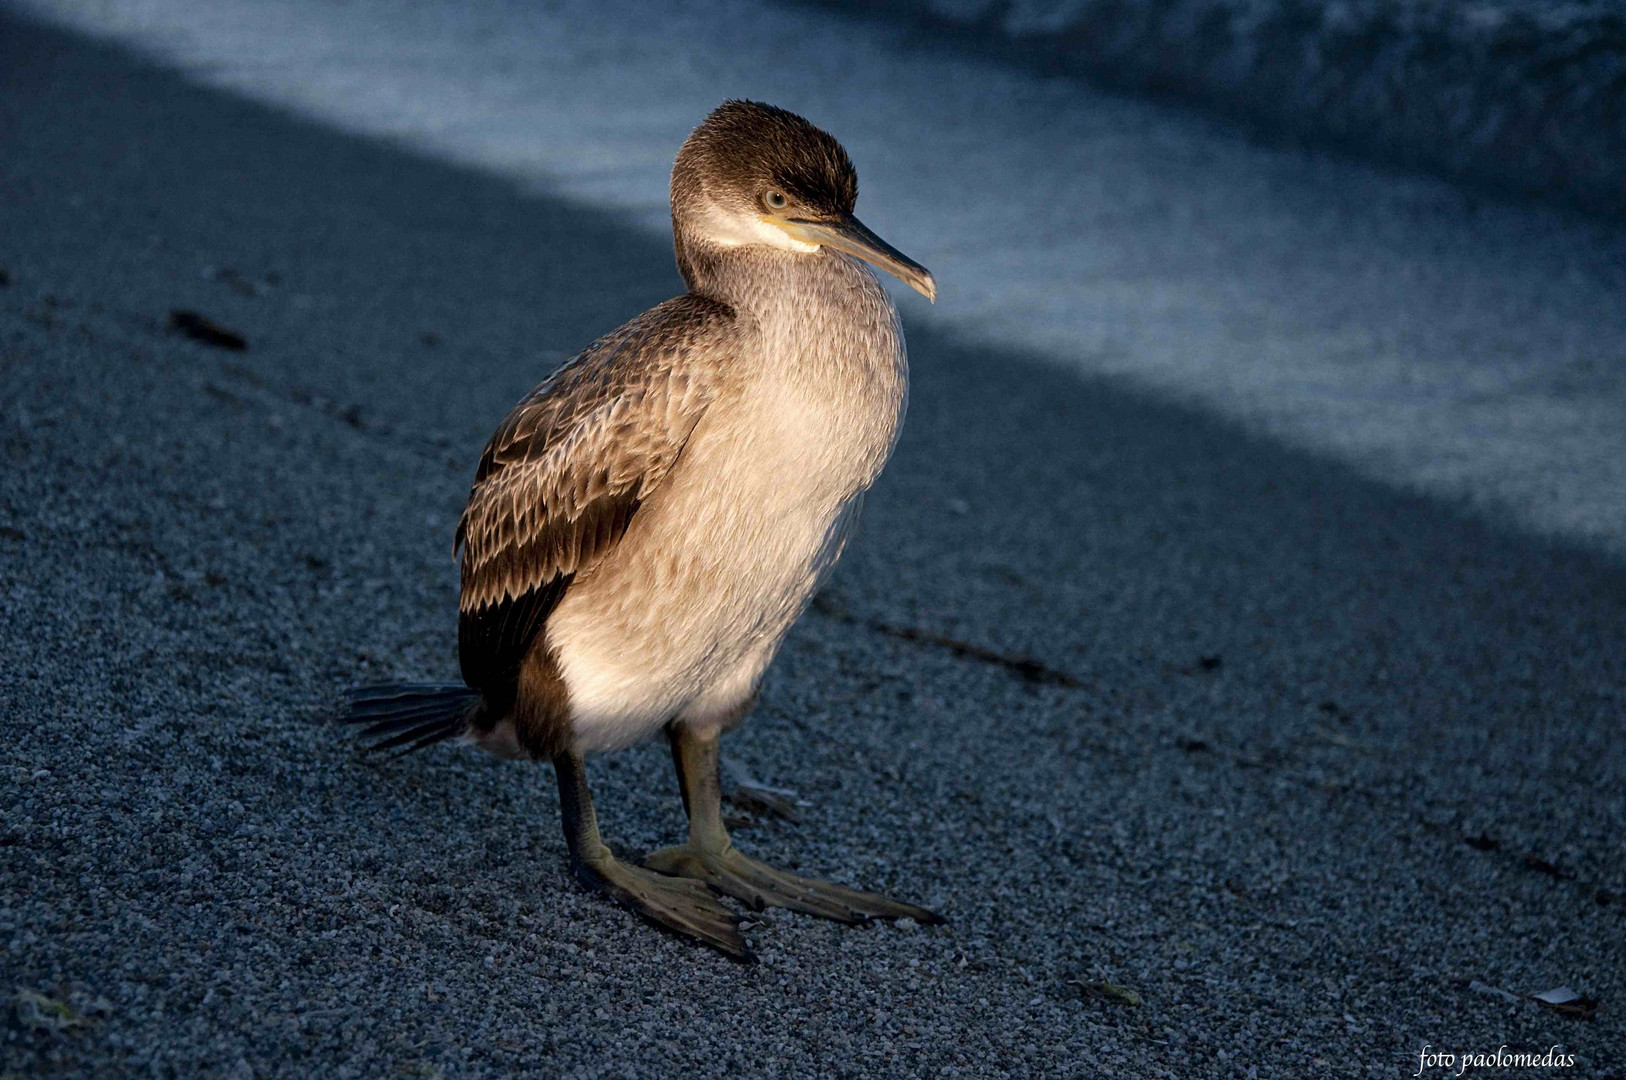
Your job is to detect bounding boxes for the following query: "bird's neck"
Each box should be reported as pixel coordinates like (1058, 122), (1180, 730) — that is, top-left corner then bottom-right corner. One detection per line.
(674, 232), (779, 311)
(676, 239), (907, 450)
(676, 238), (892, 335)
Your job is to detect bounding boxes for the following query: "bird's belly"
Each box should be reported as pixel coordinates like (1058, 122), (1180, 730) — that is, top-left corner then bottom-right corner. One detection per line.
(547, 385), (896, 753)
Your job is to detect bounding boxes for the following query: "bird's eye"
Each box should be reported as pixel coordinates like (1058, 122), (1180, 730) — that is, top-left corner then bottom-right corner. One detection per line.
(763, 189), (789, 211)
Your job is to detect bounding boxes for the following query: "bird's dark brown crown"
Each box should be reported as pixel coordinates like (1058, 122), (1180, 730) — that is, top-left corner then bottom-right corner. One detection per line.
(673, 100), (858, 218)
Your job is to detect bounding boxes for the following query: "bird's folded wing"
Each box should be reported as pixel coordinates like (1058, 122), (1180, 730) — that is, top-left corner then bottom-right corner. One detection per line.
(454, 295), (737, 694)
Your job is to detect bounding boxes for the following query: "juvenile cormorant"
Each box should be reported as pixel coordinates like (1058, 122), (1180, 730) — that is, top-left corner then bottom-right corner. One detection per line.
(345, 100), (940, 960)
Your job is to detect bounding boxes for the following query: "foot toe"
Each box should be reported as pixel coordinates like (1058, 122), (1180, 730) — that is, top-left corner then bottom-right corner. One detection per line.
(645, 844), (942, 926)
(586, 855), (754, 962)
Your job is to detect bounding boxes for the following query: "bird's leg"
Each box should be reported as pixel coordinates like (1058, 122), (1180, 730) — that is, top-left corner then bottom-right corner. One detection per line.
(551, 749), (751, 960)
(645, 724), (944, 925)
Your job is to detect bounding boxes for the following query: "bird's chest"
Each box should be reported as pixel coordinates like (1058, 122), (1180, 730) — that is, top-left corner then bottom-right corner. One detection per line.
(742, 358), (903, 507)
(656, 315), (905, 601)
(737, 289), (907, 506)
(630, 258), (908, 615)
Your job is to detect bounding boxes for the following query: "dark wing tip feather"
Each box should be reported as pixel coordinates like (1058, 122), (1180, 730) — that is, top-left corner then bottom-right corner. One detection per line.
(344, 684), (445, 707)
(339, 683), (479, 755)
(367, 717), (466, 755)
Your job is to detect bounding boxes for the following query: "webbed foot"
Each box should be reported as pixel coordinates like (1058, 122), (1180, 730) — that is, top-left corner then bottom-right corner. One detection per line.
(553, 750), (753, 962)
(644, 842), (942, 925)
(572, 845), (752, 961)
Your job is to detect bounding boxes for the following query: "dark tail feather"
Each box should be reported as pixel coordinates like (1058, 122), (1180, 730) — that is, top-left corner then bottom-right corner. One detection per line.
(341, 683), (480, 755)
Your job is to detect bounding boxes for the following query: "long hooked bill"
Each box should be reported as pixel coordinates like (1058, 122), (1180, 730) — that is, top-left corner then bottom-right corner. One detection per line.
(776, 214), (937, 302)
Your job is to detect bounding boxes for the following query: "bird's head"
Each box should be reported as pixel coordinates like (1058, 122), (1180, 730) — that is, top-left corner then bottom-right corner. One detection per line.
(671, 100), (935, 302)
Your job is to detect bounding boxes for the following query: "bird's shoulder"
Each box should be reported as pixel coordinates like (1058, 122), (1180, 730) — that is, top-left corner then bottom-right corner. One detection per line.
(469, 294), (742, 490)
